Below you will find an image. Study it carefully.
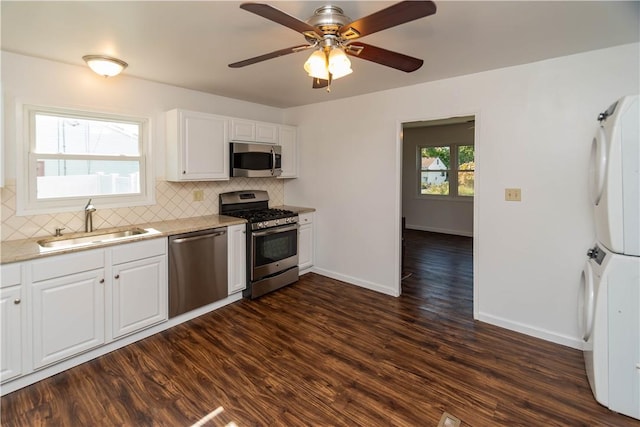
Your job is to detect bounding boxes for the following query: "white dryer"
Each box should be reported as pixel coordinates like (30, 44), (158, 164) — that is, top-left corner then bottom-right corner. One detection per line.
(590, 94), (640, 256)
(580, 243), (640, 420)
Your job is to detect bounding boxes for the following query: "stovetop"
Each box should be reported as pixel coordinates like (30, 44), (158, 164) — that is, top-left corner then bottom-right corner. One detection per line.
(228, 208), (295, 222)
(219, 190), (298, 230)
(224, 208), (298, 230)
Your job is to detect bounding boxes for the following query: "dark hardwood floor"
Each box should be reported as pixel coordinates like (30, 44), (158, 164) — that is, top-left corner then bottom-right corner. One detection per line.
(2, 230), (638, 426)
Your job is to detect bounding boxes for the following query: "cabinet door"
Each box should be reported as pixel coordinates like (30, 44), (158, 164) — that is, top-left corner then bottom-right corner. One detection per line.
(230, 119), (255, 142)
(255, 123), (278, 144)
(112, 256), (167, 339)
(182, 113), (229, 180)
(230, 120), (278, 144)
(279, 125), (298, 178)
(32, 269), (105, 369)
(166, 109), (229, 181)
(298, 223), (314, 271)
(227, 224), (247, 295)
(1, 286), (22, 382)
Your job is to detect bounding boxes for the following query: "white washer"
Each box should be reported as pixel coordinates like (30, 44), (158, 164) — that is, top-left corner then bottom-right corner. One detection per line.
(580, 244), (609, 406)
(580, 243), (640, 420)
(590, 94), (640, 256)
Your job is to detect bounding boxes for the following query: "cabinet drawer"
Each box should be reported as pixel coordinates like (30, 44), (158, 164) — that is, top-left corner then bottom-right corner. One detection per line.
(31, 249), (104, 282)
(111, 238), (166, 265)
(0, 263), (21, 288)
(299, 212), (314, 224)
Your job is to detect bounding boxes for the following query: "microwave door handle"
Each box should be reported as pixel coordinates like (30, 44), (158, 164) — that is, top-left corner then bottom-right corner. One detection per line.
(271, 147), (276, 176)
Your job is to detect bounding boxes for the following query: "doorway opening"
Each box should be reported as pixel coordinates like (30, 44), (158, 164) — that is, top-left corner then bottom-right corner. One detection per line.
(400, 115), (476, 317)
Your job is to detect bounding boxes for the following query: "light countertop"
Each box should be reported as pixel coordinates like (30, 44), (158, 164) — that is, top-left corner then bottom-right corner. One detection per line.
(1, 215), (245, 264)
(1, 206), (315, 264)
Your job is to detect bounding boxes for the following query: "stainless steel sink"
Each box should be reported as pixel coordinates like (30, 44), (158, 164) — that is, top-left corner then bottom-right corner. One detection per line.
(38, 227), (152, 249)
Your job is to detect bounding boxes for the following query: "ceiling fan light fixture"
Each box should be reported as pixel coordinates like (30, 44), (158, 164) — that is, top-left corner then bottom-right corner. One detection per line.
(82, 55), (128, 77)
(328, 47), (352, 79)
(304, 50), (329, 80)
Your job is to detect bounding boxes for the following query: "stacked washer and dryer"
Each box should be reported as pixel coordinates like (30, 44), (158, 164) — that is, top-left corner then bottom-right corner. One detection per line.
(580, 94), (639, 420)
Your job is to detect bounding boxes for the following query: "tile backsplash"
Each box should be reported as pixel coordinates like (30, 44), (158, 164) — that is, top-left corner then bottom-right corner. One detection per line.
(1, 178), (284, 241)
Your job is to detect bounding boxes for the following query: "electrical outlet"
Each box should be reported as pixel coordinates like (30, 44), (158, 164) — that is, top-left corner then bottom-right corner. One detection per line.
(505, 188), (521, 202)
(193, 189), (204, 202)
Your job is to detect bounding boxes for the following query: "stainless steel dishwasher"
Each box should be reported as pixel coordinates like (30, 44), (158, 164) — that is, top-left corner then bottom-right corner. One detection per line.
(168, 227), (228, 318)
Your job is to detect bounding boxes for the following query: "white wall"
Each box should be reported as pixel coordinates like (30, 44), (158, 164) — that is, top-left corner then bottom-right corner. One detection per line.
(1, 52), (286, 240)
(284, 43), (639, 348)
(1, 51), (284, 182)
(403, 123), (474, 236)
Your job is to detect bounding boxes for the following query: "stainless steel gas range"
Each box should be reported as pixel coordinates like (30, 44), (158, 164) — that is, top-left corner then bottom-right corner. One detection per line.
(219, 190), (299, 299)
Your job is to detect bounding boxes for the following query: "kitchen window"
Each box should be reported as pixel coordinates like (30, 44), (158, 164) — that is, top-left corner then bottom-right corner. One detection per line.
(418, 144), (474, 198)
(19, 105), (153, 214)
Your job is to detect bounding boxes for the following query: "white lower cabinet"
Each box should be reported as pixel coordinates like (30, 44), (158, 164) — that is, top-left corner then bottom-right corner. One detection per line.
(112, 256), (167, 339)
(111, 238), (167, 340)
(298, 212), (314, 272)
(227, 224), (247, 295)
(31, 269), (105, 369)
(4, 238), (168, 378)
(1, 276), (23, 382)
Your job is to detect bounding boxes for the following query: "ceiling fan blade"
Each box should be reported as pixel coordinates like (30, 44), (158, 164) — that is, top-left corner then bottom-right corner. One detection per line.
(312, 78), (329, 89)
(346, 42), (423, 72)
(339, 0), (436, 40)
(240, 3), (322, 38)
(229, 44), (311, 68)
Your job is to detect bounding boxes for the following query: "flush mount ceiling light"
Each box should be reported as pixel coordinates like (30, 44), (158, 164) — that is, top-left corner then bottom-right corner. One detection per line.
(229, 2), (437, 91)
(82, 55), (128, 77)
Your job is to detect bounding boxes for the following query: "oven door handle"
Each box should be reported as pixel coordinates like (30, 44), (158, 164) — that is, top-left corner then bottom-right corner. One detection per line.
(252, 223), (298, 237)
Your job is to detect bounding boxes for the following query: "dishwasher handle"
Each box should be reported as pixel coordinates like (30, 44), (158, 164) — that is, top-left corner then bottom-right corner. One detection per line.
(172, 230), (226, 244)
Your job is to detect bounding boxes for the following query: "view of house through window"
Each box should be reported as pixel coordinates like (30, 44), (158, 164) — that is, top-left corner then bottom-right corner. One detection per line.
(419, 144), (474, 197)
(32, 111), (143, 200)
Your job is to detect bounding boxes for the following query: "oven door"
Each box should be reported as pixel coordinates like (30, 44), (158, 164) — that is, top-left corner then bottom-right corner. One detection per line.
(251, 223), (298, 281)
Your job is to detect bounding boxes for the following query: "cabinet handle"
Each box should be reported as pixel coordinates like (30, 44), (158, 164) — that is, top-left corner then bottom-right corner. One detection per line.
(13, 298), (21, 305)
(99, 279), (105, 284)
(182, 171), (186, 174)
(114, 274), (120, 279)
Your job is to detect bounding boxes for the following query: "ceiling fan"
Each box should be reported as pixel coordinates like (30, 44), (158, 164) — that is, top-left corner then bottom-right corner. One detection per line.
(228, 1), (437, 90)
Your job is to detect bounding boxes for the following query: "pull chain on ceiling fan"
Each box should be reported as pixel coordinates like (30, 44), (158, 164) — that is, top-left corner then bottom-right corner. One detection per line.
(229, 1), (437, 91)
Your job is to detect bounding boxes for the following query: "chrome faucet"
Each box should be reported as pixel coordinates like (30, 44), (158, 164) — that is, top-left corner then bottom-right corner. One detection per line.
(84, 199), (96, 232)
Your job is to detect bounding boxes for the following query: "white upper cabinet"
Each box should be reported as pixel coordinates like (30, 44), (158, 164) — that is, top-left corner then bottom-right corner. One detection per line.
(230, 119), (278, 144)
(166, 109), (229, 181)
(278, 125), (298, 179)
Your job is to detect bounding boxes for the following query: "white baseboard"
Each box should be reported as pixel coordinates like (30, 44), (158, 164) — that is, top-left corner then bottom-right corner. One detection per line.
(476, 311), (583, 350)
(406, 224), (473, 237)
(303, 268), (582, 351)
(311, 267), (400, 297)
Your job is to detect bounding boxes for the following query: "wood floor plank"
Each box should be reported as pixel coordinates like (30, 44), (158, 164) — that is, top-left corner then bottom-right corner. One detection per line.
(2, 230), (638, 426)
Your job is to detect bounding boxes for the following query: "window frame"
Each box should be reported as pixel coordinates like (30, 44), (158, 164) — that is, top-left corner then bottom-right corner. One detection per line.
(417, 142), (474, 200)
(17, 104), (154, 215)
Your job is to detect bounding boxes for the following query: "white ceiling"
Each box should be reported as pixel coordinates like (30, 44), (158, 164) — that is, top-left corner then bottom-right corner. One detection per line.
(1, 1), (638, 108)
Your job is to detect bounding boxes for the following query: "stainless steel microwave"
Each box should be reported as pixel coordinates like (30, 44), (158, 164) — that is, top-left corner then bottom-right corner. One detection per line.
(230, 142), (282, 178)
